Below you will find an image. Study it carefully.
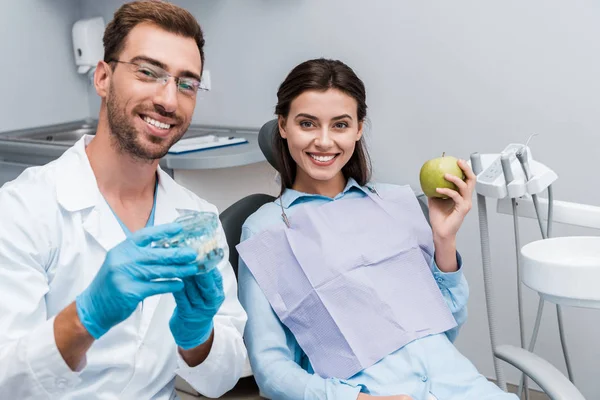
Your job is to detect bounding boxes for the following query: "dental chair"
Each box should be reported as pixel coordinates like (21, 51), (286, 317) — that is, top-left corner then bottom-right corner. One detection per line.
(219, 120), (584, 400)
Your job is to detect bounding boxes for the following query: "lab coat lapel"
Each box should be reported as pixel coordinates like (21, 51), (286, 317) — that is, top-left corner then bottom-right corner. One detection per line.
(82, 204), (127, 252)
(153, 167), (199, 224)
(56, 136), (126, 252)
(152, 177), (181, 226)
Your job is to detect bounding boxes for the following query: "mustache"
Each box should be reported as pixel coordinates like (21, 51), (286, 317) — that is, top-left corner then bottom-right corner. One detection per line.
(136, 104), (184, 125)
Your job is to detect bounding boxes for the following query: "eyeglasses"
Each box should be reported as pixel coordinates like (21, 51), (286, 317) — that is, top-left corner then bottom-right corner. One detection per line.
(109, 59), (207, 97)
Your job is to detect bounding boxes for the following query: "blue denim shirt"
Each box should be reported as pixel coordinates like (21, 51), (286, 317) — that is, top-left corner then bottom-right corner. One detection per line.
(238, 179), (472, 399)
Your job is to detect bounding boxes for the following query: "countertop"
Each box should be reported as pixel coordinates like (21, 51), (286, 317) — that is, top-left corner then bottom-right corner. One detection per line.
(163, 131), (265, 170)
(0, 120), (265, 170)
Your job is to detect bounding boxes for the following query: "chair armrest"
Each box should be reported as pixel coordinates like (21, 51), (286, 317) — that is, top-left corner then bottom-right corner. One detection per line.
(494, 345), (586, 400)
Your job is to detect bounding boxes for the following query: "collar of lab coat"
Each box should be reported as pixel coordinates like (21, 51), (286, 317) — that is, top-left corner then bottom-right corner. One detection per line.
(56, 135), (198, 251)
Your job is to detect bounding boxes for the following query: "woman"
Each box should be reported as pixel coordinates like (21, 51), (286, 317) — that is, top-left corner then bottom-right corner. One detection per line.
(237, 59), (516, 400)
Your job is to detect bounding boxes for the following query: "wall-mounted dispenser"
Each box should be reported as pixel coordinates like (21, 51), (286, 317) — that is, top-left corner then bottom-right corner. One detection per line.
(72, 17), (105, 78)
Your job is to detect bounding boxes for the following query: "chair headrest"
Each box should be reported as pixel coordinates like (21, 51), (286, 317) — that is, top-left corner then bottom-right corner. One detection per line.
(258, 119), (279, 171)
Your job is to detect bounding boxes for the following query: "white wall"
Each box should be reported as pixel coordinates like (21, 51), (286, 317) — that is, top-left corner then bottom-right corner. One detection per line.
(82, 1), (600, 397)
(0, 0), (89, 132)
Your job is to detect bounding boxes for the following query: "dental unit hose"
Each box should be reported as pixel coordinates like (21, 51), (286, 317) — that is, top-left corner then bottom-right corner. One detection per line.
(500, 155), (530, 400)
(514, 146), (573, 396)
(516, 147), (547, 239)
(470, 153), (508, 392)
(514, 147), (546, 398)
(547, 185), (574, 383)
(474, 139), (570, 397)
(535, 185), (573, 384)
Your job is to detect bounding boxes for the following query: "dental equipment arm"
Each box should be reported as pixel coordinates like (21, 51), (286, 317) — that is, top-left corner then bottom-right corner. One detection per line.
(545, 185), (574, 383)
(516, 148), (547, 240)
(494, 345), (585, 400)
(516, 149), (574, 388)
(501, 155), (530, 400)
(469, 153), (508, 391)
(474, 139), (578, 399)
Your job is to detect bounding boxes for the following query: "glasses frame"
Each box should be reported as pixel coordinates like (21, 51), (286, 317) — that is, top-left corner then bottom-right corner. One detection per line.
(108, 59), (208, 96)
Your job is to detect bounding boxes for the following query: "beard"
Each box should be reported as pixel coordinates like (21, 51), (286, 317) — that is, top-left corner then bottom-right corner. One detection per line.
(106, 84), (189, 162)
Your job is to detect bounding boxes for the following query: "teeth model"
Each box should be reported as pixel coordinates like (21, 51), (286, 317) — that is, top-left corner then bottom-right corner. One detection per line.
(151, 210), (224, 274)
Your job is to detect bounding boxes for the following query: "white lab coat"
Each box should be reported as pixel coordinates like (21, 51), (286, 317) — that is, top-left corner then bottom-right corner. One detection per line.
(0, 136), (248, 399)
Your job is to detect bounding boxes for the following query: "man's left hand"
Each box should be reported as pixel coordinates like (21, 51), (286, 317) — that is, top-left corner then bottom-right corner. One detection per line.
(169, 267), (225, 350)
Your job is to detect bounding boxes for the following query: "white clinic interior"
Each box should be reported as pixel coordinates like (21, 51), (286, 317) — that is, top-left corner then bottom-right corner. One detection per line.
(2, 1), (600, 399)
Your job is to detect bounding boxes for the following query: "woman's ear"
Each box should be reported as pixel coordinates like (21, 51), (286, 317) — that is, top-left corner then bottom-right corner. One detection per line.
(356, 121), (364, 141)
(278, 116), (288, 139)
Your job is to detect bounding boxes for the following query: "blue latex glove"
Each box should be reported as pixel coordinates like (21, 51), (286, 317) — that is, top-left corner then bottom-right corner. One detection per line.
(169, 267), (225, 349)
(76, 223), (200, 339)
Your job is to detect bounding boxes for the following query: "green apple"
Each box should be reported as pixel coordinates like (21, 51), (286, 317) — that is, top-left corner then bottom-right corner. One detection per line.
(419, 153), (465, 199)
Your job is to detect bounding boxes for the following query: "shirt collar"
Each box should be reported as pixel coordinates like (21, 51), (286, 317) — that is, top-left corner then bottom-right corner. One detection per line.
(278, 177), (373, 209)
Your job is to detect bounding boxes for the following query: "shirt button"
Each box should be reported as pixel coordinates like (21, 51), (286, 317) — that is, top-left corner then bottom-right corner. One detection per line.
(436, 277), (443, 283)
(55, 378), (68, 389)
(421, 375), (428, 382)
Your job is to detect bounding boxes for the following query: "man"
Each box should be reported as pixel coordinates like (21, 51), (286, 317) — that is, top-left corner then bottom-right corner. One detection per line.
(0, 1), (247, 398)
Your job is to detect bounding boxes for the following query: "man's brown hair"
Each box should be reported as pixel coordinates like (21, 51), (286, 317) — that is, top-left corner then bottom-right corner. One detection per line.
(103, 0), (205, 73)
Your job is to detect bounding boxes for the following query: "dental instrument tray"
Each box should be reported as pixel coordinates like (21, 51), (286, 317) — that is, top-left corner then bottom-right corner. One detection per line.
(151, 210), (224, 274)
(167, 134), (248, 155)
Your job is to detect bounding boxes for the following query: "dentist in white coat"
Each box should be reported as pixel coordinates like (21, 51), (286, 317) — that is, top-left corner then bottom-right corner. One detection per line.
(0, 1), (246, 399)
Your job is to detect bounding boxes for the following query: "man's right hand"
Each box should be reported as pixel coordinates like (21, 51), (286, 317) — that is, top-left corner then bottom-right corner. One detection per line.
(75, 223), (200, 339)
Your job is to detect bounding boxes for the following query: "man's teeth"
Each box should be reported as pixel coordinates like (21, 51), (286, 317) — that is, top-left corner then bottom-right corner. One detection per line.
(143, 116), (171, 130)
(310, 154), (335, 162)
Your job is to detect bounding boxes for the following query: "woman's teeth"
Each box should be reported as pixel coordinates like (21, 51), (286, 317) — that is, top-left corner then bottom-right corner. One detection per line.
(143, 116), (171, 130)
(309, 154), (336, 162)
